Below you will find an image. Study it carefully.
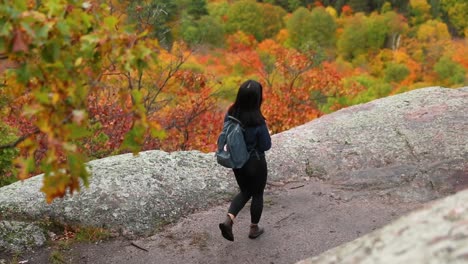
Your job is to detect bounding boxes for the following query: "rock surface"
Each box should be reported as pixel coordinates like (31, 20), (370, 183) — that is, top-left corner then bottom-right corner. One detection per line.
(0, 151), (234, 239)
(0, 87), (467, 253)
(269, 86), (468, 202)
(297, 188), (468, 264)
(0, 221), (46, 253)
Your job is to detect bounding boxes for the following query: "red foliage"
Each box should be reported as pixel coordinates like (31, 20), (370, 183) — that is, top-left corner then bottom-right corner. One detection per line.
(226, 31), (258, 53)
(314, 1), (324, 7)
(4, 95), (50, 172)
(341, 5), (353, 16)
(86, 93), (133, 155)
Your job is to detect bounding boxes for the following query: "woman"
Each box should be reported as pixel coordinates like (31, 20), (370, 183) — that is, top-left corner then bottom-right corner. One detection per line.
(219, 80), (272, 241)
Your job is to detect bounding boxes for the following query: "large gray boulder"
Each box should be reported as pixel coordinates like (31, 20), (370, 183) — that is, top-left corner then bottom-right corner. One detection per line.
(0, 151), (234, 237)
(0, 87), (467, 252)
(297, 188), (468, 264)
(268, 86), (468, 201)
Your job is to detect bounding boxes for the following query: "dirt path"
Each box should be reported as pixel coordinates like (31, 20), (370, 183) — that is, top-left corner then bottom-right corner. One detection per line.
(15, 179), (421, 264)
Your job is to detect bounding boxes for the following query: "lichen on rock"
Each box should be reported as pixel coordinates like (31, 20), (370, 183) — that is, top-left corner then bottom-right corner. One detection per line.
(0, 221), (46, 253)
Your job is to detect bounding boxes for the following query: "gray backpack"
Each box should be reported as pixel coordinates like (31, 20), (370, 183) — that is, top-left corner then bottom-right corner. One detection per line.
(216, 116), (250, 169)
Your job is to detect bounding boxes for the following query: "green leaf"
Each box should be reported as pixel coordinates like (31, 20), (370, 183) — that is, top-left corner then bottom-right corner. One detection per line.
(67, 152), (89, 187)
(74, 84), (88, 102)
(78, 12), (93, 29)
(36, 23), (53, 40)
(25, 156), (35, 174)
(44, 0), (66, 18)
(12, 0), (27, 11)
(121, 124), (146, 154)
(33, 90), (50, 104)
(150, 127), (166, 139)
(20, 21), (35, 39)
(0, 39), (5, 53)
(15, 63), (31, 84)
(92, 132), (109, 144)
(39, 159), (53, 174)
(80, 34), (99, 56)
(103, 16), (118, 29)
(56, 20), (70, 37)
(41, 40), (61, 63)
(22, 105), (42, 116)
(66, 123), (92, 140)
(0, 20), (12, 36)
(131, 89), (143, 103)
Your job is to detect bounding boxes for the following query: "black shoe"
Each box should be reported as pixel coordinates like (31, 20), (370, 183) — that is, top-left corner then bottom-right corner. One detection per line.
(248, 224), (264, 239)
(219, 215), (234, 241)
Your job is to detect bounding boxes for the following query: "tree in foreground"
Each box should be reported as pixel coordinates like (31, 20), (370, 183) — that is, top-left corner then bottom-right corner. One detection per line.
(0, 0), (163, 202)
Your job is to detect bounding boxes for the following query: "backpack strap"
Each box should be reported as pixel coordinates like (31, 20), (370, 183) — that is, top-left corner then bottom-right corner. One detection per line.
(227, 115), (244, 128)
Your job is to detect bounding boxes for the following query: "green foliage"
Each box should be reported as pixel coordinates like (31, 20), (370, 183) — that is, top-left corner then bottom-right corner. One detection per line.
(286, 7), (336, 51)
(287, 0), (302, 11)
(180, 15), (225, 47)
(180, 23), (199, 46)
(416, 19), (451, 42)
(207, 1), (229, 20)
(381, 2), (393, 13)
(0, 122), (18, 186)
(261, 3), (287, 39)
(75, 226), (111, 242)
(177, 0), (211, 46)
(388, 0), (411, 14)
(428, 0), (442, 18)
(409, 0), (432, 26)
(384, 62), (410, 83)
(333, 0), (346, 14)
(321, 75), (393, 112)
(308, 7), (337, 48)
(381, 11), (409, 49)
(187, 0), (209, 20)
(225, 0), (264, 40)
(214, 76), (244, 101)
(348, 0), (371, 13)
(0, 83), (9, 109)
(337, 14), (368, 61)
(49, 250), (65, 264)
(352, 75), (393, 102)
(365, 14), (390, 51)
(127, 0), (178, 48)
(434, 56), (467, 86)
(440, 0), (468, 36)
(286, 7), (312, 49)
(337, 12), (404, 62)
(0, 174), (17, 187)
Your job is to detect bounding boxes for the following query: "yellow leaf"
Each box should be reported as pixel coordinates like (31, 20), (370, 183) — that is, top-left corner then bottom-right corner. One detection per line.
(75, 57), (83, 66)
(51, 93), (60, 105)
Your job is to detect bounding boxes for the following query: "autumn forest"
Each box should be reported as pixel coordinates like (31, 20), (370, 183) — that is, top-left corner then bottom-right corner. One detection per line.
(0, 0), (467, 201)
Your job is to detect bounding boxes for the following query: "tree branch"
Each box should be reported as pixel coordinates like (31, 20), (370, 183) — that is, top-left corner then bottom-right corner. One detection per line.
(0, 113), (73, 150)
(0, 128), (40, 150)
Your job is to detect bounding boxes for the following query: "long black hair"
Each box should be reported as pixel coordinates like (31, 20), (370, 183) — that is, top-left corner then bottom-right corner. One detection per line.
(228, 80), (266, 127)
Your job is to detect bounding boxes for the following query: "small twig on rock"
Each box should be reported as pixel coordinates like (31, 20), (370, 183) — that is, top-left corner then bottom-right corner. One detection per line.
(274, 213), (295, 228)
(131, 241), (149, 252)
(290, 184), (305, 190)
(267, 181), (285, 187)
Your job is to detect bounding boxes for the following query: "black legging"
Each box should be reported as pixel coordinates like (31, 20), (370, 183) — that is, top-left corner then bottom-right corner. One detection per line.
(228, 155), (267, 224)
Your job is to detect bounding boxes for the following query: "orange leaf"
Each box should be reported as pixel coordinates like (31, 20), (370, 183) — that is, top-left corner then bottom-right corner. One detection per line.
(12, 29), (28, 53)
